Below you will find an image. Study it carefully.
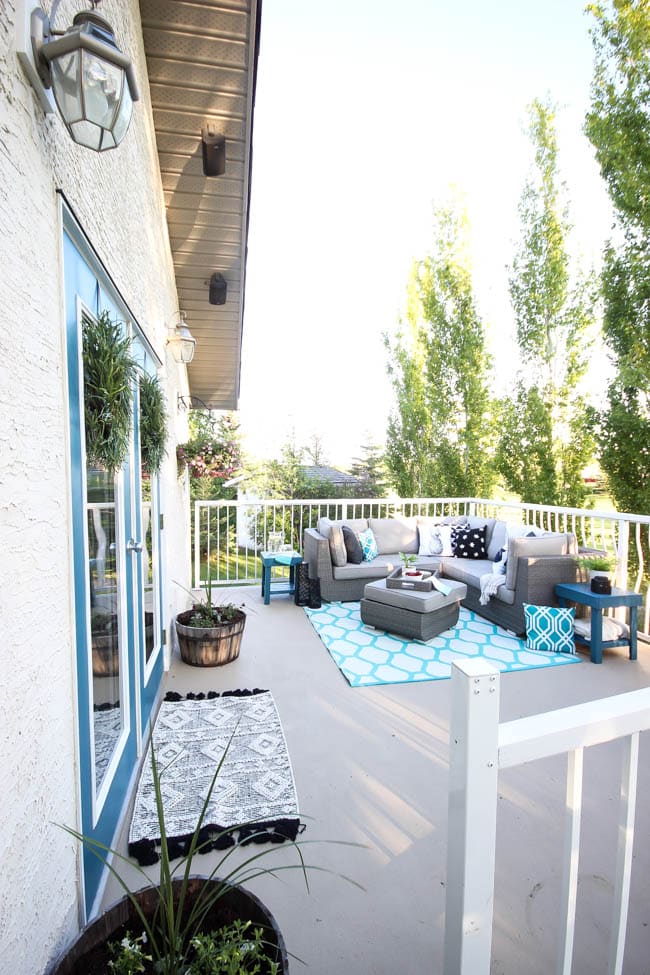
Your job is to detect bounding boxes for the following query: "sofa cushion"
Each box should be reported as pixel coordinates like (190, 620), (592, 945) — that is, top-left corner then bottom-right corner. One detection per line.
(359, 527), (379, 561)
(329, 525), (347, 567)
(317, 517), (368, 540)
(524, 603), (576, 654)
(441, 558), (493, 588)
(505, 535), (569, 590)
(487, 520), (508, 560)
(333, 555), (397, 580)
(369, 517), (418, 555)
(451, 523), (488, 559)
(342, 525), (363, 564)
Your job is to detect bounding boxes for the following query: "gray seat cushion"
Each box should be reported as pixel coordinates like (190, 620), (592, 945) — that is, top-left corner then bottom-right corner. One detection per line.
(363, 577), (467, 614)
(440, 557), (494, 588)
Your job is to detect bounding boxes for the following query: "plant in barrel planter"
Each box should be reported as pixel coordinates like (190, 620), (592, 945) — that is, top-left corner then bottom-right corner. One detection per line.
(175, 578), (246, 667)
(52, 735), (293, 974)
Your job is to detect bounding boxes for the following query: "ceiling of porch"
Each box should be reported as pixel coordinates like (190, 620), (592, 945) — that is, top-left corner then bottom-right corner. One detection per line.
(139, 0), (262, 409)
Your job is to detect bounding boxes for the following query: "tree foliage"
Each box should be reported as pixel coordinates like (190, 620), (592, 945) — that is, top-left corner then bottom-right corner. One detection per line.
(385, 201), (495, 498)
(496, 98), (596, 507)
(349, 440), (389, 497)
(586, 0), (650, 513)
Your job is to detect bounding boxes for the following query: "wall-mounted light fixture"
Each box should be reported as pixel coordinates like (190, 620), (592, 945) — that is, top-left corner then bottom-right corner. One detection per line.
(167, 311), (197, 364)
(201, 121), (226, 177)
(209, 272), (227, 305)
(17, 0), (139, 151)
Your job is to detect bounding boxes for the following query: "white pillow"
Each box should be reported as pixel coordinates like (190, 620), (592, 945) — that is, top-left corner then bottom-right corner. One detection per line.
(418, 525), (443, 556)
(437, 524), (454, 557)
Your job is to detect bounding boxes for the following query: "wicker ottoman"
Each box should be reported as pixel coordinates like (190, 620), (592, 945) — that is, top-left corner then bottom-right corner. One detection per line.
(360, 577), (468, 641)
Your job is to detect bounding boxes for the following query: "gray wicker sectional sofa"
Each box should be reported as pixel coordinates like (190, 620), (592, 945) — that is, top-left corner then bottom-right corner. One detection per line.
(303, 515), (579, 635)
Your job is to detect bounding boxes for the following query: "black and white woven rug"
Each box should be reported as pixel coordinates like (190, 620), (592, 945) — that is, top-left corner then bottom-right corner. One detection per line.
(128, 690), (301, 865)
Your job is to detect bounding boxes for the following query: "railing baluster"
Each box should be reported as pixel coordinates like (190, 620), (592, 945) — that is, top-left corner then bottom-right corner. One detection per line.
(557, 748), (583, 975)
(608, 733), (639, 975)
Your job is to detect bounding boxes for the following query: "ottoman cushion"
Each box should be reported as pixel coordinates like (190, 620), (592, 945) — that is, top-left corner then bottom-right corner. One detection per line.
(363, 577), (467, 613)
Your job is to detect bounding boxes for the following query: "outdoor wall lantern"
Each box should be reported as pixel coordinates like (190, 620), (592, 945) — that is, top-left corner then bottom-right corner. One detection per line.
(20, 0), (139, 151)
(167, 312), (197, 365)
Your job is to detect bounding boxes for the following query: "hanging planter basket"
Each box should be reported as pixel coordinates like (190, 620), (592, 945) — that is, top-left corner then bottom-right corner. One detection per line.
(83, 310), (137, 474)
(139, 372), (168, 474)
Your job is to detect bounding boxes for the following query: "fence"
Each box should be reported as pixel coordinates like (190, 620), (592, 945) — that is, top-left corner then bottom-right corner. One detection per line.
(444, 658), (650, 975)
(192, 496), (650, 633)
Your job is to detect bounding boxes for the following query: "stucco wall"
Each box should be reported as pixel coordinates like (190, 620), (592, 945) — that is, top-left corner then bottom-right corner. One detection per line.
(0, 3), (190, 972)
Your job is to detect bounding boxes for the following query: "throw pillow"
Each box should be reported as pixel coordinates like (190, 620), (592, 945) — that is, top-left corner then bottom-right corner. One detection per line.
(493, 547), (507, 575)
(342, 525), (363, 564)
(436, 524), (454, 557)
(523, 604), (576, 654)
(328, 525), (347, 567)
(358, 527), (379, 562)
(451, 523), (488, 559)
(418, 524), (443, 556)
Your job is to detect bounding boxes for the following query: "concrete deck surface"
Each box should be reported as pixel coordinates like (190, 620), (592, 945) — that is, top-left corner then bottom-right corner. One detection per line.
(104, 587), (650, 974)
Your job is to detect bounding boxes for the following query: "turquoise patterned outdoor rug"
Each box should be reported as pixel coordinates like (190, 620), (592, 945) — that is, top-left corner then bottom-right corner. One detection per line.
(304, 602), (580, 687)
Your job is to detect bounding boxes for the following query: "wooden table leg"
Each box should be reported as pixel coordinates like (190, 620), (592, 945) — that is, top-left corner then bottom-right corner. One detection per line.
(629, 605), (638, 660)
(590, 607), (603, 664)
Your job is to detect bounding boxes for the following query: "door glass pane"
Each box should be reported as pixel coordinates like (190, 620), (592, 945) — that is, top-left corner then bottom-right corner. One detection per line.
(141, 474), (157, 662)
(87, 467), (124, 790)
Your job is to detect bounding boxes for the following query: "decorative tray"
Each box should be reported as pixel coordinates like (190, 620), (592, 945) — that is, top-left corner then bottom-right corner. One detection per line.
(386, 568), (434, 591)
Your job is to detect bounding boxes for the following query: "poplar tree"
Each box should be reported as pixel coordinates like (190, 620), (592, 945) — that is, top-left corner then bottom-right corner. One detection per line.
(497, 99), (596, 507)
(586, 0), (650, 513)
(385, 202), (495, 498)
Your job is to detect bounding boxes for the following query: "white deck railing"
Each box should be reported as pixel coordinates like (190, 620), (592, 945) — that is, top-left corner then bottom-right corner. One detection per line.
(193, 496), (650, 634)
(444, 659), (649, 975)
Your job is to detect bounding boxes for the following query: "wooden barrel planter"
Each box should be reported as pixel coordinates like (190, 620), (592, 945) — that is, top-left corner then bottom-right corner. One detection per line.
(51, 876), (288, 974)
(175, 609), (246, 667)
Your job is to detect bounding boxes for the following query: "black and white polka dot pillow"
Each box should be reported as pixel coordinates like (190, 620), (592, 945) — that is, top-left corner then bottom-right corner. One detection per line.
(451, 524), (488, 559)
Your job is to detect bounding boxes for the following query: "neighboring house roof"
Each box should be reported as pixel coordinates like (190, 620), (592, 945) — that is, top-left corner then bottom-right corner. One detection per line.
(301, 466), (363, 486)
(140, 0), (262, 410)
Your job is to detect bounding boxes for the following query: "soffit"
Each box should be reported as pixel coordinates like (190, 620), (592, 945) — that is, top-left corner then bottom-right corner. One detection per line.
(139, 0), (261, 409)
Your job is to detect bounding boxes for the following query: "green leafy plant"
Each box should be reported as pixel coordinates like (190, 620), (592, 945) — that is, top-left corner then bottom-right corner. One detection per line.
(399, 552), (418, 571)
(175, 576), (245, 629)
(140, 373), (168, 474)
(577, 554), (615, 573)
(188, 921), (280, 974)
(109, 931), (151, 973)
(83, 310), (137, 474)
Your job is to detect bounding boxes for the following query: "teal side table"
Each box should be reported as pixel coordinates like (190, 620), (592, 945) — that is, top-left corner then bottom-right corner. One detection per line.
(555, 581), (642, 664)
(260, 551), (303, 605)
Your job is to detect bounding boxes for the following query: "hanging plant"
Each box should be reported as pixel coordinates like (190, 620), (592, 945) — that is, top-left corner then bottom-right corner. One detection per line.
(139, 373), (168, 474)
(83, 310), (137, 474)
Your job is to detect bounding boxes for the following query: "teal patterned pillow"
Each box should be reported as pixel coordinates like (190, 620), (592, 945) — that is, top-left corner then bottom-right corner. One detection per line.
(523, 604), (576, 654)
(358, 527), (379, 561)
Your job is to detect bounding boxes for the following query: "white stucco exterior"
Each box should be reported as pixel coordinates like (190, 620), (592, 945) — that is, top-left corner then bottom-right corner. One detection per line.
(0, 2), (192, 971)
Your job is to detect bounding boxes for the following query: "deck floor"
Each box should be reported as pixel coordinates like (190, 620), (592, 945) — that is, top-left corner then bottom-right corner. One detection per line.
(103, 587), (650, 974)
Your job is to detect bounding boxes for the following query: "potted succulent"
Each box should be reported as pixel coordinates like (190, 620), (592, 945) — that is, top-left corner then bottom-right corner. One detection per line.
(52, 735), (292, 974)
(175, 577), (246, 667)
(399, 552), (423, 579)
(577, 554), (615, 594)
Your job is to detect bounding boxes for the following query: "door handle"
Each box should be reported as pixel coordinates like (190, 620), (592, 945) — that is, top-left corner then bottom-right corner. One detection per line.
(127, 539), (143, 553)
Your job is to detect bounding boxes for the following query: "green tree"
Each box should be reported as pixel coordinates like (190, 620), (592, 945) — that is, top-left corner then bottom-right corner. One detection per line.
(497, 98), (596, 507)
(349, 440), (389, 497)
(385, 200), (495, 497)
(586, 0), (650, 513)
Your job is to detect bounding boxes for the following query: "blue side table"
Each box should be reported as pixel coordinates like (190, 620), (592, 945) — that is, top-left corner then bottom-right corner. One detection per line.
(260, 551), (303, 605)
(555, 582), (642, 664)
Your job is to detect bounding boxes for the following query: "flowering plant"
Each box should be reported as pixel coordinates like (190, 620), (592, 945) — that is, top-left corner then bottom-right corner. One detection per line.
(176, 414), (242, 480)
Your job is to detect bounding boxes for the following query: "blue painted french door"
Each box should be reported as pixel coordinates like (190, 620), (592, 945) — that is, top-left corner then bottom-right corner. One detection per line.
(62, 209), (164, 920)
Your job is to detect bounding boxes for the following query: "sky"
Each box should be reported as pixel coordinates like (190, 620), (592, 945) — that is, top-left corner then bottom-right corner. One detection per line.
(238, 0), (614, 469)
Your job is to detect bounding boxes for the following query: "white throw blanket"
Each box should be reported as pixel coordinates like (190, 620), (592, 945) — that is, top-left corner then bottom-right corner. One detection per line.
(480, 572), (506, 605)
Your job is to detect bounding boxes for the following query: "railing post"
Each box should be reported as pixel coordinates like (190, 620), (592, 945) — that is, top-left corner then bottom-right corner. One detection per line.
(616, 518), (629, 591)
(444, 660), (500, 975)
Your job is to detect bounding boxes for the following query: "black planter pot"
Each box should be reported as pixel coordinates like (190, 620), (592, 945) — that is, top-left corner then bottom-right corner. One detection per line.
(51, 877), (288, 974)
